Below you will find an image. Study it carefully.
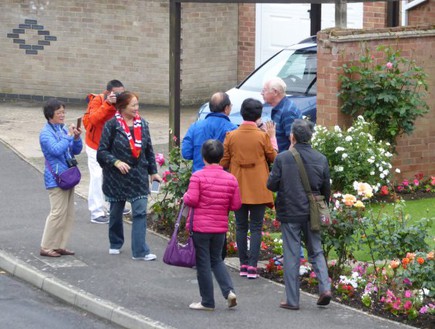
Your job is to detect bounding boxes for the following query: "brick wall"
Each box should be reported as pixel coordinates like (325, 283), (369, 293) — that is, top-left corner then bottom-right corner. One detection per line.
(407, 0), (435, 26)
(0, 0), (238, 106)
(317, 27), (435, 179)
(237, 3), (256, 83)
(181, 3), (238, 104)
(363, 2), (387, 28)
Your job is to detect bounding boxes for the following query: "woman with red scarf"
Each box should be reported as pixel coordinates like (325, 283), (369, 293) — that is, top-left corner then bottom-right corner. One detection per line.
(97, 91), (161, 261)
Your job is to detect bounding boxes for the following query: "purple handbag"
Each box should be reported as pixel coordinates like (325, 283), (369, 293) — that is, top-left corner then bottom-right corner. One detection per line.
(45, 160), (81, 190)
(163, 204), (196, 268)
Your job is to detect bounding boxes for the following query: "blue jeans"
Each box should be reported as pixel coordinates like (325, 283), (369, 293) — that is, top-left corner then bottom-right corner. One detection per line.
(109, 197), (151, 258)
(235, 204), (266, 268)
(192, 232), (234, 308)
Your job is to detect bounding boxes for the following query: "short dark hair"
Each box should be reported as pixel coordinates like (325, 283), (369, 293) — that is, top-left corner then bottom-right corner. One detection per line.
(106, 79), (124, 91)
(291, 119), (314, 143)
(209, 92), (231, 113)
(43, 98), (65, 120)
(240, 98), (262, 121)
(201, 139), (224, 164)
(115, 91), (139, 112)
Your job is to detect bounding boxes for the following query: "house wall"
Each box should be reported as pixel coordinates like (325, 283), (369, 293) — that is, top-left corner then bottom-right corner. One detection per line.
(407, 0), (435, 26)
(317, 26), (435, 179)
(0, 0), (238, 105)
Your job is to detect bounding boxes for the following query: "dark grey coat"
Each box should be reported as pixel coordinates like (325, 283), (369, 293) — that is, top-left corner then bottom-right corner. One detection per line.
(267, 143), (331, 223)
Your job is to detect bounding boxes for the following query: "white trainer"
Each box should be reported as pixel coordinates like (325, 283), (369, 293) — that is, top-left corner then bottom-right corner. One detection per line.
(227, 291), (237, 308)
(132, 253), (157, 261)
(189, 302), (214, 311)
(109, 249), (120, 255)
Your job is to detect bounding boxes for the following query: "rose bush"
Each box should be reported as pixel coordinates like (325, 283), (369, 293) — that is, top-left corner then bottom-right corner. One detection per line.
(312, 116), (393, 193)
(338, 45), (429, 147)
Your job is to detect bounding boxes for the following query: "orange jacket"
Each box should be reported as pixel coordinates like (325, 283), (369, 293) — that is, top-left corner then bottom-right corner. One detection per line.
(83, 93), (117, 150)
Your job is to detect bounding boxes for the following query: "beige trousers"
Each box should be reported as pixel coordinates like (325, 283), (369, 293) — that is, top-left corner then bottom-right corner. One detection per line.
(41, 187), (75, 250)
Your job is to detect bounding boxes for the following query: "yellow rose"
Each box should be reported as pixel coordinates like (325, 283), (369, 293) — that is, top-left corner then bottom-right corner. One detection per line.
(354, 200), (365, 208)
(342, 194), (357, 206)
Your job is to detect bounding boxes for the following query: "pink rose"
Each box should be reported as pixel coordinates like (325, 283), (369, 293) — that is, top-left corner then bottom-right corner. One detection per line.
(155, 153), (165, 166)
(386, 62), (393, 69)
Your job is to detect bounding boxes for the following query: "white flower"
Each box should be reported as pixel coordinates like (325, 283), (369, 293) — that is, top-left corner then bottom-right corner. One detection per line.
(380, 173), (385, 179)
(345, 136), (353, 142)
(299, 265), (310, 276)
(370, 171), (375, 176)
(385, 152), (393, 157)
(342, 153), (348, 159)
(395, 168), (401, 174)
(334, 165), (344, 172)
(334, 125), (342, 133)
(353, 181), (360, 191)
(335, 146), (345, 153)
(383, 169), (389, 176)
(367, 158), (375, 164)
(379, 166), (383, 172)
(333, 192), (342, 198)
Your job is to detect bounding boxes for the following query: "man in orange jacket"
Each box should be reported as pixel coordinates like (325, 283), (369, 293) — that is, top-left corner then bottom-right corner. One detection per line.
(83, 80), (125, 224)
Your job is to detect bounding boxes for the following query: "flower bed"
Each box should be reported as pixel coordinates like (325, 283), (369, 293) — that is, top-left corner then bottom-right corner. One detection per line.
(149, 143), (434, 328)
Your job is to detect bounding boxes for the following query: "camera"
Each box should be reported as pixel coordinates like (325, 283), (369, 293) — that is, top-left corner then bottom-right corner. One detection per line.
(114, 92), (122, 97)
(66, 158), (78, 168)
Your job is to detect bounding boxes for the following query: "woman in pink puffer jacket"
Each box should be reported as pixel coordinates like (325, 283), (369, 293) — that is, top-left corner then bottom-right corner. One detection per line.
(183, 139), (241, 311)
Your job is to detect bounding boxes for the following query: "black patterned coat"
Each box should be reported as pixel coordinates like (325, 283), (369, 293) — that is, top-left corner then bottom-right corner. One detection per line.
(97, 117), (158, 202)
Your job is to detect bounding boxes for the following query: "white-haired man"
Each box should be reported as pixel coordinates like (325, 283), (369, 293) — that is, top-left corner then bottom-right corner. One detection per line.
(262, 77), (302, 153)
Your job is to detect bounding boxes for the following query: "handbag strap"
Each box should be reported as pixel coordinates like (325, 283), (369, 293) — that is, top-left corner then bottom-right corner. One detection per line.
(173, 202), (194, 238)
(289, 147), (314, 200)
(45, 159), (59, 180)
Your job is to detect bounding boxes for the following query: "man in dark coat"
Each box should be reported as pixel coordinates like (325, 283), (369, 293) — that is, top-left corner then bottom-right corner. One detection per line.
(267, 119), (331, 310)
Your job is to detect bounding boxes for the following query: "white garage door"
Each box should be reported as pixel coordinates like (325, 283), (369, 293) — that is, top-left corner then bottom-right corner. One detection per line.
(255, 3), (363, 66)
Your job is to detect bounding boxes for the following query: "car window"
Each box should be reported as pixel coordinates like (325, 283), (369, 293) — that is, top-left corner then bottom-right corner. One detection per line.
(240, 47), (317, 96)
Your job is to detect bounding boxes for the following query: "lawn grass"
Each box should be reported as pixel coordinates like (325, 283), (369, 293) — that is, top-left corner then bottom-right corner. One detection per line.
(267, 198), (435, 262)
(367, 197), (435, 246)
(340, 198), (434, 262)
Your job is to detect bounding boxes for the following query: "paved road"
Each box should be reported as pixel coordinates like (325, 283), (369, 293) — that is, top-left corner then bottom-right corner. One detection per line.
(0, 271), (123, 329)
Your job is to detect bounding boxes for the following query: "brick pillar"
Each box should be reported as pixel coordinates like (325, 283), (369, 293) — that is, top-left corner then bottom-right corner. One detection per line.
(237, 3), (256, 83)
(363, 2), (387, 28)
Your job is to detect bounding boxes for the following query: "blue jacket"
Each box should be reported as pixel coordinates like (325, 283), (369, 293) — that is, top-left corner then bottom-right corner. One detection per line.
(40, 122), (83, 189)
(271, 97), (302, 153)
(181, 112), (237, 172)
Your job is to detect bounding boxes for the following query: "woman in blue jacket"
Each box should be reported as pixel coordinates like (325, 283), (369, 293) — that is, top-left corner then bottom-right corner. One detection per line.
(39, 99), (83, 257)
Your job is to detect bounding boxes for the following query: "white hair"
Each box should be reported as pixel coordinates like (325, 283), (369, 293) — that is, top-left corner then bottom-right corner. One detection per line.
(267, 77), (286, 95)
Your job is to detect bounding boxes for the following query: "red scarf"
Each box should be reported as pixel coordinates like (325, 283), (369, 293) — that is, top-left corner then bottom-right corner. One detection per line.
(115, 111), (142, 158)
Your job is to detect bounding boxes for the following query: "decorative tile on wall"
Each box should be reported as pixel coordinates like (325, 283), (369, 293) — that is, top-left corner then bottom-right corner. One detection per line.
(7, 19), (57, 55)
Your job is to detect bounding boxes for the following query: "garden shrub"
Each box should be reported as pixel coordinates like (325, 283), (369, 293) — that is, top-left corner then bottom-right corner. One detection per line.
(338, 45), (429, 147)
(312, 116), (393, 193)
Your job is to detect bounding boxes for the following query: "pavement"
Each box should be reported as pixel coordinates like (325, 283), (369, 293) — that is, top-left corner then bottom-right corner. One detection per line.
(0, 100), (416, 329)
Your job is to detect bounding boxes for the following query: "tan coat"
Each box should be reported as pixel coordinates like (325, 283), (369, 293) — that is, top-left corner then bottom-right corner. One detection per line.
(220, 124), (277, 206)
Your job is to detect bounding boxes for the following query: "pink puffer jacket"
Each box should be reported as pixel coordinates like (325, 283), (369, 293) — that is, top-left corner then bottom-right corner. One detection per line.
(183, 164), (241, 233)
